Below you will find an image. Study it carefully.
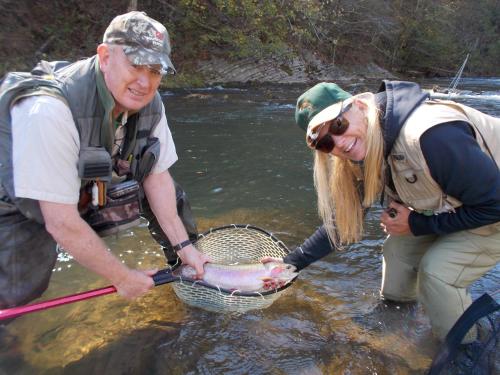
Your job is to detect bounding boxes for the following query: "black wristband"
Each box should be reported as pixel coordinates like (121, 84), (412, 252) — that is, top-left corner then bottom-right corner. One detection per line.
(172, 240), (192, 252)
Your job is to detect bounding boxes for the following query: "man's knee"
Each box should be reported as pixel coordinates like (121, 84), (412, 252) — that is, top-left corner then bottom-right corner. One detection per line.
(0, 224), (57, 310)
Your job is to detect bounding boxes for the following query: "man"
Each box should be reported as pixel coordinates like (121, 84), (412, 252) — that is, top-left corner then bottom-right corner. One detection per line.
(277, 81), (500, 344)
(0, 11), (209, 310)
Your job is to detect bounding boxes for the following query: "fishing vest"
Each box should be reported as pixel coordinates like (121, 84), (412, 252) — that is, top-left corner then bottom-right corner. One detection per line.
(387, 100), (500, 235)
(0, 57), (163, 225)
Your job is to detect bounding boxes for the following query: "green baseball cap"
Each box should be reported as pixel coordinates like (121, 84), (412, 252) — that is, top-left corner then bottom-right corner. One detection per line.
(103, 11), (176, 75)
(295, 82), (352, 131)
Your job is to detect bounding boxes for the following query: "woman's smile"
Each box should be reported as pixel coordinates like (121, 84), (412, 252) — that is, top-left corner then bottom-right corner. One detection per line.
(344, 138), (357, 153)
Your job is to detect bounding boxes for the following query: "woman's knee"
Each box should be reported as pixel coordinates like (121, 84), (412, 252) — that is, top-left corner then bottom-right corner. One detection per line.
(417, 269), (475, 341)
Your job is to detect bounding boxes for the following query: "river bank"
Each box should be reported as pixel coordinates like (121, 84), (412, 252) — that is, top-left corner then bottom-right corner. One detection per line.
(3, 1), (499, 88)
(164, 53), (398, 88)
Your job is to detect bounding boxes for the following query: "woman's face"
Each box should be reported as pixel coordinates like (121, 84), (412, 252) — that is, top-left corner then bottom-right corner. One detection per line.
(316, 99), (368, 161)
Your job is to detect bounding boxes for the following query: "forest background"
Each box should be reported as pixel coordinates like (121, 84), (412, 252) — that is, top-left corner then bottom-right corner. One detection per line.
(1, 0), (499, 87)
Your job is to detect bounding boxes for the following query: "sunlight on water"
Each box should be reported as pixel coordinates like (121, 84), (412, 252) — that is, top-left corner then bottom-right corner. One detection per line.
(1, 79), (499, 374)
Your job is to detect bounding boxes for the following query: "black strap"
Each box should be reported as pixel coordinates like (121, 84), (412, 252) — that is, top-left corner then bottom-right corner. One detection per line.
(172, 240), (192, 252)
(428, 292), (499, 375)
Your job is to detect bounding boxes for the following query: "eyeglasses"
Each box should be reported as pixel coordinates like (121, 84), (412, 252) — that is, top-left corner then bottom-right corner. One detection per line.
(306, 102), (352, 153)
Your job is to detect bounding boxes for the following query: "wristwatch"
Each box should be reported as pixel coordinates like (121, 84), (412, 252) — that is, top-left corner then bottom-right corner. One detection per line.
(172, 240), (192, 252)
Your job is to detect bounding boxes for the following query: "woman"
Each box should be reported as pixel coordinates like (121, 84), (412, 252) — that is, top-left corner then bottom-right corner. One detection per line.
(280, 81), (500, 343)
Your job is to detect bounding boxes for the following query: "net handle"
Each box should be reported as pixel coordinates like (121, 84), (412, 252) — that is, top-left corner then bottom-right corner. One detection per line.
(0, 267), (179, 321)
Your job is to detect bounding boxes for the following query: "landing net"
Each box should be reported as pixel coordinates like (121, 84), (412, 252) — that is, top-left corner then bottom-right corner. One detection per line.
(172, 224), (296, 313)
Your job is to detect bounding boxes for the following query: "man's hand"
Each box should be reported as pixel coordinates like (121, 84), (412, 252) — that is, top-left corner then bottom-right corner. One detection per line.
(177, 245), (211, 278)
(380, 201), (411, 235)
(40, 200), (157, 301)
(112, 268), (157, 299)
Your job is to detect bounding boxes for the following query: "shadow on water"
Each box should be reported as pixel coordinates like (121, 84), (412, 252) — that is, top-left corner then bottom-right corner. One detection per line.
(1, 79), (499, 374)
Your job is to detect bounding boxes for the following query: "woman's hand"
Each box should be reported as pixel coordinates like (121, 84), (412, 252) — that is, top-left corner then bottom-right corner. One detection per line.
(260, 256), (289, 289)
(380, 201), (411, 235)
(260, 256), (284, 264)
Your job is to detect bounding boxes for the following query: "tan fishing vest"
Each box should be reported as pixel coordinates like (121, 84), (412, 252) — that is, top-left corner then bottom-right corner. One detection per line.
(387, 100), (500, 235)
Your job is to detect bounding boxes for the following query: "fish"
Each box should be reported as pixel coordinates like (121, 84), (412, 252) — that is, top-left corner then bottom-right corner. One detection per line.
(179, 261), (298, 292)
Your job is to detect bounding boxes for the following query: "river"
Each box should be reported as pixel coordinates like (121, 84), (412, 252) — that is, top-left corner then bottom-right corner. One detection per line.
(0, 78), (498, 374)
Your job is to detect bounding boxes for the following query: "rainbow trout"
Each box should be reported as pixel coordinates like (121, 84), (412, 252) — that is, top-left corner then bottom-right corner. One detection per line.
(180, 261), (298, 292)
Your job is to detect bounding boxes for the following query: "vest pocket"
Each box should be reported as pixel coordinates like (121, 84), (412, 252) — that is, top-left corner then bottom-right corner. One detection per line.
(390, 154), (419, 183)
(135, 137), (160, 183)
(82, 180), (141, 237)
(389, 154), (445, 212)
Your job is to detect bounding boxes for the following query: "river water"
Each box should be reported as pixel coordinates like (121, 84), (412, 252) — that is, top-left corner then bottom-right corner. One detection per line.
(1, 78), (499, 374)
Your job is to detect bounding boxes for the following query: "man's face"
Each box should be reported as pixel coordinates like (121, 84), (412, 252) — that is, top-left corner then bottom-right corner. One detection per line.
(98, 44), (162, 116)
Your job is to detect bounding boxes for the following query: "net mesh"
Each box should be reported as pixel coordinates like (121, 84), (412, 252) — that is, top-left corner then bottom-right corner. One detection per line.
(172, 224), (293, 313)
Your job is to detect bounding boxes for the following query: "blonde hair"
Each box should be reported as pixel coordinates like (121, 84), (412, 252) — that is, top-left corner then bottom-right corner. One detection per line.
(313, 93), (384, 247)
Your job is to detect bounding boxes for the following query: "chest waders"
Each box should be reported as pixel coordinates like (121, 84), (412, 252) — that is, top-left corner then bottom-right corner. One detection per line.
(0, 68), (63, 310)
(0, 59), (197, 310)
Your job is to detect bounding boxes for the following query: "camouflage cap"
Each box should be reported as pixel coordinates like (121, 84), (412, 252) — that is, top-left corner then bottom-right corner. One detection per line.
(295, 82), (351, 131)
(103, 11), (175, 74)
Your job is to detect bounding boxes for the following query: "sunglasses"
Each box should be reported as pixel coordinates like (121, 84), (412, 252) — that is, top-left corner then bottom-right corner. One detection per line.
(307, 102), (352, 153)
